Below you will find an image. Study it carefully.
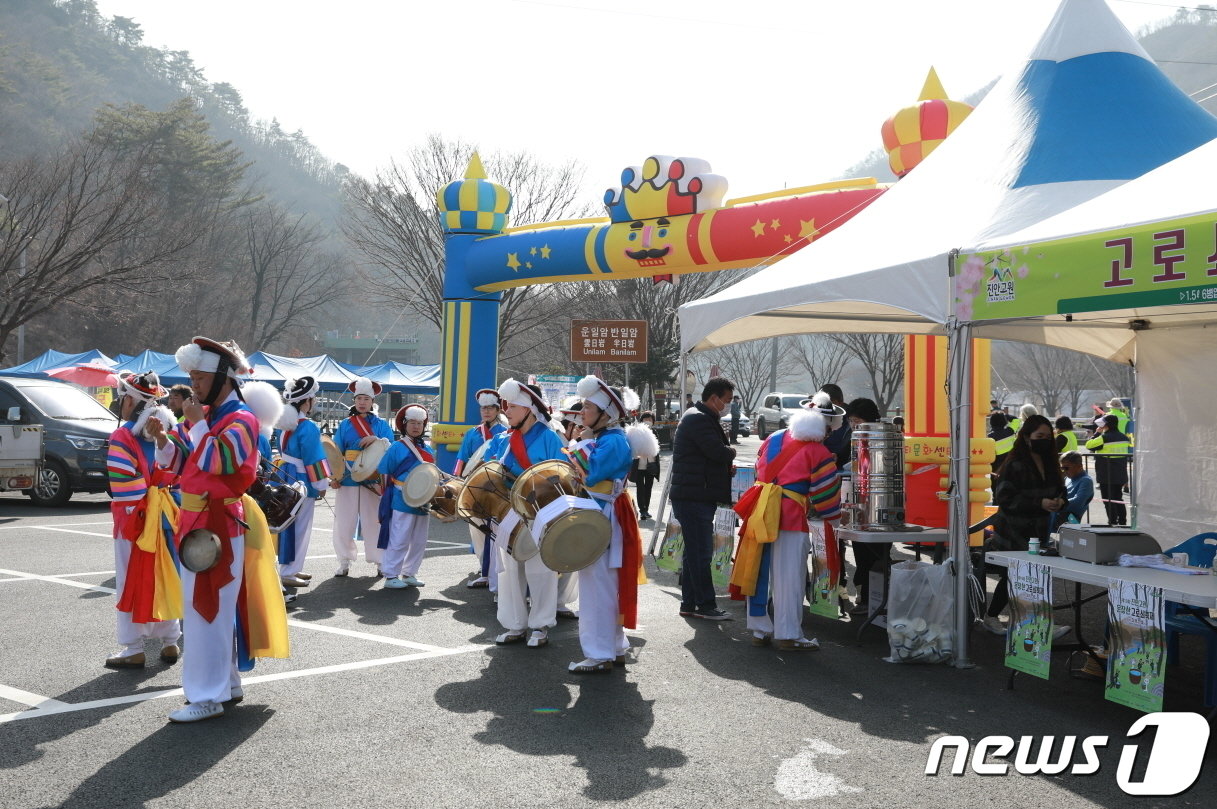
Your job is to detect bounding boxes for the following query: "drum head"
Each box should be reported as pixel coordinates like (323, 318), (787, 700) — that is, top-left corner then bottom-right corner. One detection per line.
(538, 510), (610, 573)
(321, 435), (345, 485)
(510, 459), (580, 520)
(351, 438), (389, 481)
(464, 440), (490, 478)
(508, 523), (539, 561)
(431, 479), (463, 521)
(180, 529), (221, 573)
(402, 463), (443, 507)
(456, 461), (514, 525)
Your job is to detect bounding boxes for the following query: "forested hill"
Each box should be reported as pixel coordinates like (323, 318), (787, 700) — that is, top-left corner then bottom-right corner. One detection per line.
(0, 0), (346, 224)
(837, 8), (1217, 181)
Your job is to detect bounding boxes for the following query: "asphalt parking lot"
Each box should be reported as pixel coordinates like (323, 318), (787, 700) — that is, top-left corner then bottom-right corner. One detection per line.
(1, 445), (1213, 809)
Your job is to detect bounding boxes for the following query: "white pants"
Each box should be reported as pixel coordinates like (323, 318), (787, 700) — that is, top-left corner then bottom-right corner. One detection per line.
(496, 533), (558, 632)
(746, 529), (810, 640)
(381, 511), (428, 578)
(576, 550), (628, 661)
(279, 498), (316, 577)
(180, 536), (244, 705)
(332, 484), (382, 565)
(469, 524), (498, 592)
(113, 539), (181, 655)
(557, 571), (579, 611)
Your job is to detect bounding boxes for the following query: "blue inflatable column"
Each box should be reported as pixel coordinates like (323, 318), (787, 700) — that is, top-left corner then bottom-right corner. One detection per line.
(431, 154), (512, 473)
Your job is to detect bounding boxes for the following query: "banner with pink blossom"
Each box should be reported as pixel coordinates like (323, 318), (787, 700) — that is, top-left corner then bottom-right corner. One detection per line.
(955, 213), (1217, 321)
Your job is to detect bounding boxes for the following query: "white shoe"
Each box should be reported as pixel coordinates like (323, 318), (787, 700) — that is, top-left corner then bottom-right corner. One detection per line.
(334, 562), (350, 577)
(168, 701), (224, 723)
(402, 575), (425, 587)
(526, 629), (549, 648)
(981, 616), (1007, 636)
(1051, 625), (1073, 642)
(225, 686), (244, 704)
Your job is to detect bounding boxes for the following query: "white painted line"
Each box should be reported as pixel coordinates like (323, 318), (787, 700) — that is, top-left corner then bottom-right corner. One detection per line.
(284, 619), (447, 652)
(0, 684), (69, 710)
(40, 527), (112, 538)
(52, 571), (116, 578)
(0, 521), (112, 530)
(426, 540), (468, 549)
(0, 645), (483, 724)
(0, 568), (114, 594)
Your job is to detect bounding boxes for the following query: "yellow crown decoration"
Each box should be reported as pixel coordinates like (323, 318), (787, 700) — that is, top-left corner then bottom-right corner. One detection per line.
(603, 155), (727, 223)
(437, 152), (512, 233)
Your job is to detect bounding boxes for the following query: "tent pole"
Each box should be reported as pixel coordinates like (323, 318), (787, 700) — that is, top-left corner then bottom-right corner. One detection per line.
(649, 352), (687, 554)
(947, 312), (975, 669)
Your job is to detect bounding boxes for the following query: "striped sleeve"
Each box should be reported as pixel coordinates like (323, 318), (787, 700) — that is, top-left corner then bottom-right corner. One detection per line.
(158, 423), (193, 474)
(106, 431), (146, 502)
(197, 414), (258, 476)
(807, 454), (841, 521)
(298, 422), (331, 484)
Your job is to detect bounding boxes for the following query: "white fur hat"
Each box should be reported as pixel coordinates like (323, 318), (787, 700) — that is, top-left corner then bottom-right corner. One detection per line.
(576, 375), (639, 423)
(801, 391), (845, 431)
(789, 408), (829, 442)
(283, 375), (320, 405)
(347, 377), (382, 397)
(395, 403), (429, 433)
(117, 371), (164, 403)
(475, 388), (502, 408)
(174, 337), (252, 379)
(498, 378), (550, 419)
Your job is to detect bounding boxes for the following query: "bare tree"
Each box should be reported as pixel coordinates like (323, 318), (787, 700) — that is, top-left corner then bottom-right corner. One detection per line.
(994, 342), (1108, 417)
(688, 337), (790, 414)
(830, 333), (904, 415)
(785, 334), (852, 392)
(0, 136), (197, 362)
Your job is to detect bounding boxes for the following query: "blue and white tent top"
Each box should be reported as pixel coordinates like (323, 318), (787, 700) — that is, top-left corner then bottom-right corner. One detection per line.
(0, 349), (116, 377)
(678, 0), (1217, 354)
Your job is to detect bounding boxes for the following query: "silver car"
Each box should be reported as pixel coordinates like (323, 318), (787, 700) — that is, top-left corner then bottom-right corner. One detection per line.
(754, 393), (807, 439)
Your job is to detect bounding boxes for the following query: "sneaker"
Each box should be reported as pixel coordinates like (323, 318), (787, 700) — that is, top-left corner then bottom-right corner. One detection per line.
(402, 575), (425, 587)
(384, 576), (409, 589)
(466, 576), (490, 589)
(334, 562), (350, 577)
(981, 616), (1007, 636)
(693, 607), (732, 621)
(225, 686), (244, 705)
(526, 629), (549, 648)
(168, 701), (224, 723)
(1051, 625), (1073, 642)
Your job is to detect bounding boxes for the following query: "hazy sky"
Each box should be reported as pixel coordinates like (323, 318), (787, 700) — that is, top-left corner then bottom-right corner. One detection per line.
(90, 0), (1176, 202)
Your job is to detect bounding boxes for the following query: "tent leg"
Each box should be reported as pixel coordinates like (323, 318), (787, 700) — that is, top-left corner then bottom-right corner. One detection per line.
(648, 353), (687, 554)
(948, 318), (975, 669)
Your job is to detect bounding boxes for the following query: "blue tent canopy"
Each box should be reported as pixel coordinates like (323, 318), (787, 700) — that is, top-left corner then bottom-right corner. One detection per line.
(0, 349), (117, 378)
(348, 361), (441, 394)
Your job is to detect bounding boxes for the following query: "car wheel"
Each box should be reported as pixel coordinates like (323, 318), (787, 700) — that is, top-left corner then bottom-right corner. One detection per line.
(29, 459), (72, 507)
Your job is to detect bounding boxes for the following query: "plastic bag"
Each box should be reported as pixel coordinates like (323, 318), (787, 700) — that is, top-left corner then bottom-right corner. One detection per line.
(886, 560), (955, 664)
(655, 518), (684, 573)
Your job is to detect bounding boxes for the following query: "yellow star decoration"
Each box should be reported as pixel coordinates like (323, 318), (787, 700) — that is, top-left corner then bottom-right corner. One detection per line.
(770, 219), (781, 231)
(506, 253), (522, 272)
(539, 244), (552, 259)
(529, 246), (537, 256)
(783, 235), (793, 243)
(751, 220), (766, 238)
(525, 262), (533, 270)
(798, 219), (819, 240)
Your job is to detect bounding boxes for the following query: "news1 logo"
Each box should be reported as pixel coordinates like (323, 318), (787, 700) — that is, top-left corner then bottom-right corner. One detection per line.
(925, 713), (1209, 796)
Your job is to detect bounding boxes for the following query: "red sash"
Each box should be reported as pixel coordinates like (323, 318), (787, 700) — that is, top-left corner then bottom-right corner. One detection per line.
(479, 423), (493, 441)
(351, 414), (374, 439)
(614, 493), (643, 629)
(508, 429), (533, 471)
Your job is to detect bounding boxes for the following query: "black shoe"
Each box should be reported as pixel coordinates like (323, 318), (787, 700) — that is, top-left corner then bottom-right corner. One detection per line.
(692, 606), (732, 621)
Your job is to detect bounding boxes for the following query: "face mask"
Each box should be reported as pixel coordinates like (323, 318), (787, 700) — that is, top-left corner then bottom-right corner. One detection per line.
(1029, 438), (1055, 455)
(718, 401), (732, 417)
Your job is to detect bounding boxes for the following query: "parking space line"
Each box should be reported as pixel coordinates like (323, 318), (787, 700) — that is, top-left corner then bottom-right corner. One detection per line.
(0, 568), (114, 593)
(0, 645), (483, 724)
(40, 527), (113, 538)
(285, 619), (448, 652)
(0, 684), (69, 710)
(0, 521), (112, 531)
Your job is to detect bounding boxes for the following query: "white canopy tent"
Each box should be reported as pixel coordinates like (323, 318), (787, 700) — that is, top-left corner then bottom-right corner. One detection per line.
(676, 0), (1217, 667)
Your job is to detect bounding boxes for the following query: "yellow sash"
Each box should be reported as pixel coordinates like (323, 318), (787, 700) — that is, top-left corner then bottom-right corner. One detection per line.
(239, 493), (291, 660)
(134, 486), (184, 621)
(730, 483), (807, 597)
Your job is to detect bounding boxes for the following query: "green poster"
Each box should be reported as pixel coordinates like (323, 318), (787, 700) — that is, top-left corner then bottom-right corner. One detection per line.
(807, 520), (839, 619)
(956, 213), (1217, 322)
(1104, 579), (1166, 713)
(711, 507), (736, 589)
(1004, 559), (1053, 679)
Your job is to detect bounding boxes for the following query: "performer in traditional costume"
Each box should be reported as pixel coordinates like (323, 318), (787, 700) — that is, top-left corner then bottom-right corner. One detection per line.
(567, 376), (649, 673)
(489, 380), (565, 648)
(152, 338), (289, 723)
(274, 376), (331, 589)
(105, 371), (182, 669)
(376, 405), (432, 589)
(730, 402), (841, 651)
(332, 377), (392, 576)
(554, 396), (585, 620)
(455, 388), (505, 590)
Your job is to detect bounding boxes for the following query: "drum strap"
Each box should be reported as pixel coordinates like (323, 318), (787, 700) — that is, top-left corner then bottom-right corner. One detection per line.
(351, 414), (375, 439)
(401, 437), (435, 465)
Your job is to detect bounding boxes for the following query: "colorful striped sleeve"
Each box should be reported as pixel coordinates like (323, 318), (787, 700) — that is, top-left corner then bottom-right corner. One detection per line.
(157, 423), (193, 475)
(298, 422), (331, 484)
(107, 431), (146, 502)
(807, 455), (841, 521)
(197, 413), (259, 476)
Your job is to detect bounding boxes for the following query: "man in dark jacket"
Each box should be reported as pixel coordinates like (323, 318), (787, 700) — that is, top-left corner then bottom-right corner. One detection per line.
(670, 377), (737, 620)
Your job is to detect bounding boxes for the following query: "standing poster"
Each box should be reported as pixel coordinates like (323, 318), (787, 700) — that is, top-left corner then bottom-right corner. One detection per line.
(1105, 579), (1166, 713)
(711, 507), (736, 588)
(807, 520), (838, 619)
(731, 463), (755, 504)
(1004, 559), (1053, 679)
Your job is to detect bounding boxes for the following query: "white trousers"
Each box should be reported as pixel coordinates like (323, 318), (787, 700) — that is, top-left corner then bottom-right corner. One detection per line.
(381, 511), (428, 577)
(332, 484), (382, 564)
(746, 529), (810, 640)
(469, 524), (498, 591)
(180, 536), (244, 705)
(557, 571), (579, 611)
(113, 539), (181, 655)
(576, 550), (628, 661)
(496, 534), (558, 632)
(279, 497), (316, 577)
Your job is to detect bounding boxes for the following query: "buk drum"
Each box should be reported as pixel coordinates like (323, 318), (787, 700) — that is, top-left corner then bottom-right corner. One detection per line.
(456, 461), (515, 527)
(248, 479), (307, 535)
(320, 435), (345, 487)
(350, 437), (390, 482)
(510, 460), (609, 573)
(400, 462), (462, 521)
(179, 529), (222, 573)
(463, 440), (492, 478)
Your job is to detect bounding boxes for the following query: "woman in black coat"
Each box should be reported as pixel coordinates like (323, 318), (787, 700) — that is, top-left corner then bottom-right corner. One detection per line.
(982, 414), (1067, 635)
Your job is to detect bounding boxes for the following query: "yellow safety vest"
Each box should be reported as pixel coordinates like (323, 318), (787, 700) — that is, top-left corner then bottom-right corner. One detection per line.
(1057, 430), (1078, 453)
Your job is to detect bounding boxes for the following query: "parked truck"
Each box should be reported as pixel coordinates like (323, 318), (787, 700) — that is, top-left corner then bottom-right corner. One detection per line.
(0, 405), (43, 494)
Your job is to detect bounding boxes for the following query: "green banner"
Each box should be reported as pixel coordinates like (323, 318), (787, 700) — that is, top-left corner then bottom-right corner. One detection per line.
(807, 520), (839, 619)
(957, 213), (1217, 321)
(1003, 560), (1053, 679)
(1104, 579), (1166, 713)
